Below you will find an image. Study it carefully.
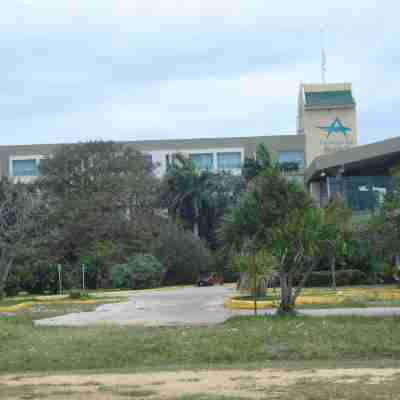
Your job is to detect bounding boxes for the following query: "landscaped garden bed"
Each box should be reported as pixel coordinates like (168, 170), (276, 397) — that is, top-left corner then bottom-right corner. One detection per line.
(225, 285), (400, 309)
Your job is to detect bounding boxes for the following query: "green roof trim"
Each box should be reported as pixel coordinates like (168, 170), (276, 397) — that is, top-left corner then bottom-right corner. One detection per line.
(305, 90), (354, 107)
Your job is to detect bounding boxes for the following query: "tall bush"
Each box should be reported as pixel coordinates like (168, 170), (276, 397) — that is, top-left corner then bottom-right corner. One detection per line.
(79, 241), (137, 289)
(154, 223), (212, 285)
(6, 261), (79, 295)
(111, 254), (162, 289)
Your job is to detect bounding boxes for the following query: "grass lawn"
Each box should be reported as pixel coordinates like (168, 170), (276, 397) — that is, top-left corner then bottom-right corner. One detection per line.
(1, 286), (400, 399)
(1, 314), (400, 374)
(1, 311), (400, 399)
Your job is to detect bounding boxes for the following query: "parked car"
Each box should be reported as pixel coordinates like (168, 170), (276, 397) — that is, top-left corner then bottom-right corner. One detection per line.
(197, 272), (224, 287)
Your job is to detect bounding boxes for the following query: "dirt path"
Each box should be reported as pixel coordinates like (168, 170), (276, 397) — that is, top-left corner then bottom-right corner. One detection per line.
(1, 368), (400, 399)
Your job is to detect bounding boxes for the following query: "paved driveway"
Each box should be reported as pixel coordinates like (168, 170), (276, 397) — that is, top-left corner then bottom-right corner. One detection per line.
(35, 285), (400, 327)
(35, 285), (240, 327)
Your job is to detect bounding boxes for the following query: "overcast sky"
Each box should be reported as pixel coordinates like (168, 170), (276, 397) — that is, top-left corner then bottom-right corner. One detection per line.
(1, 1), (399, 146)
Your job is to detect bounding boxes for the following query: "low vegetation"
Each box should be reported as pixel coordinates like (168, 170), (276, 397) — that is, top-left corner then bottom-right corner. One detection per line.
(0, 294), (126, 317)
(229, 285), (400, 309)
(0, 315), (400, 373)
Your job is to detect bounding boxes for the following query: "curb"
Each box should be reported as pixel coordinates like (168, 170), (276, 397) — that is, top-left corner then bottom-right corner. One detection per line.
(224, 295), (348, 310)
(0, 302), (34, 313)
(0, 299), (99, 313)
(224, 297), (275, 310)
(224, 290), (400, 310)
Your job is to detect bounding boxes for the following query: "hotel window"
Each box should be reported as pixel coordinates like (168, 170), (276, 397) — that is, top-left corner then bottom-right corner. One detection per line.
(190, 153), (213, 170)
(166, 153), (181, 169)
(278, 151), (305, 169)
(143, 154), (153, 164)
(12, 159), (39, 177)
(217, 152), (241, 170)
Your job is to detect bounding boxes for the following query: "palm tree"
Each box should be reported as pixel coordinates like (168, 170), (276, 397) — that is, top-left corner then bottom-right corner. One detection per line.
(241, 143), (273, 182)
(161, 153), (213, 237)
(162, 153), (245, 245)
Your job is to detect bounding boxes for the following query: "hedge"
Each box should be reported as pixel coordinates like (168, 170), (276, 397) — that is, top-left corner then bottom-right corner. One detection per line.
(298, 269), (367, 287)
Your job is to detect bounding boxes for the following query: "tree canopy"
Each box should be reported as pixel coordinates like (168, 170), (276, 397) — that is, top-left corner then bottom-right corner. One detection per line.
(219, 165), (329, 313)
(241, 143), (273, 182)
(37, 141), (161, 265)
(161, 153), (244, 247)
(0, 179), (44, 299)
(219, 167), (312, 250)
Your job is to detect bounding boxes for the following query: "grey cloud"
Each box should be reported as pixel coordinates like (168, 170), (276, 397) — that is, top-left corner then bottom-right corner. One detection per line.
(1, 1), (400, 145)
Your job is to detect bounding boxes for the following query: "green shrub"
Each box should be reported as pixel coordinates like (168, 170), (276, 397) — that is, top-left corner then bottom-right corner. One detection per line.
(153, 223), (212, 285)
(6, 261), (78, 296)
(297, 269), (367, 287)
(4, 245), (60, 296)
(111, 254), (162, 289)
(211, 249), (239, 283)
(79, 241), (137, 289)
(68, 290), (91, 300)
(20, 262), (60, 294)
(380, 262), (397, 284)
(5, 270), (20, 297)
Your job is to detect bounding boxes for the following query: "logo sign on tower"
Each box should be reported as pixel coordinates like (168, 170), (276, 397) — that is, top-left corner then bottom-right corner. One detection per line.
(317, 117), (353, 150)
(318, 117), (351, 137)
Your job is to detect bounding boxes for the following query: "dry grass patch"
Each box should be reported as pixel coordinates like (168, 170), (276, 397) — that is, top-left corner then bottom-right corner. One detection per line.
(1, 368), (400, 399)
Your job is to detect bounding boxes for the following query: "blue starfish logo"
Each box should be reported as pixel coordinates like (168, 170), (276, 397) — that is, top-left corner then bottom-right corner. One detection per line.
(318, 118), (352, 137)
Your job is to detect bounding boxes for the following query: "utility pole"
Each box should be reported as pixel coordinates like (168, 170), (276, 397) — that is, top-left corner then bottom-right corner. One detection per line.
(82, 264), (86, 291)
(252, 250), (258, 316)
(58, 264), (62, 295)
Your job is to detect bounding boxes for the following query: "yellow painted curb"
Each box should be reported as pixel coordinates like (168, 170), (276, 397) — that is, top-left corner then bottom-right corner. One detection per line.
(224, 289), (400, 310)
(224, 296), (345, 310)
(0, 302), (34, 313)
(47, 300), (98, 305)
(224, 298), (276, 310)
(0, 299), (100, 313)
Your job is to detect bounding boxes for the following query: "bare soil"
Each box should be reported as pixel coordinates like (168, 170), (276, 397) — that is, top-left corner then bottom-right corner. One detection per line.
(1, 368), (400, 399)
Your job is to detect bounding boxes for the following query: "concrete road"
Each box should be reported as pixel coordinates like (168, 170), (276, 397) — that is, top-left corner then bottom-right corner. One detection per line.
(34, 285), (400, 327)
(35, 285), (240, 327)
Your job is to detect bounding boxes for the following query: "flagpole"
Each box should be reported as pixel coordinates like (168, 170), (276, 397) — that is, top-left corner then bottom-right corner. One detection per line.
(321, 28), (326, 84)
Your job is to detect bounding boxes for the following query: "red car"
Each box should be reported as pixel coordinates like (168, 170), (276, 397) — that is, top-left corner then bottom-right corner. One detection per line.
(197, 272), (224, 286)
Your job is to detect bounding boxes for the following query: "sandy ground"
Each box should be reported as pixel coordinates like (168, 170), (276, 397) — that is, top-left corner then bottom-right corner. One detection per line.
(1, 368), (400, 399)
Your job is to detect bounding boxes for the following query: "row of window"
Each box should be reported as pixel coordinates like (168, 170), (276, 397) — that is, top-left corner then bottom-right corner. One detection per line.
(10, 151), (305, 177)
(278, 151), (305, 169)
(190, 152), (242, 170)
(12, 159), (39, 176)
(166, 151), (304, 171)
(162, 152), (242, 171)
(11, 153), (243, 177)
